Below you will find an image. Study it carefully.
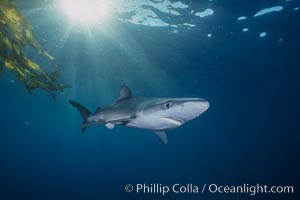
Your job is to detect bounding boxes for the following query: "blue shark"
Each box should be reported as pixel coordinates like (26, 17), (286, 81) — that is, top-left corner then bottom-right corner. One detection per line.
(70, 86), (209, 144)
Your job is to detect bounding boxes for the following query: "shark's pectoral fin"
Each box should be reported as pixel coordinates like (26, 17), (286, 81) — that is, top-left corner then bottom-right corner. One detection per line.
(154, 131), (168, 144)
(105, 123), (115, 129)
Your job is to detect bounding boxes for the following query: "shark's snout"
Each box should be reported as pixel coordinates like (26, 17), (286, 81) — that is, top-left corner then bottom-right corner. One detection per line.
(178, 99), (210, 121)
(184, 99), (209, 111)
(200, 100), (210, 110)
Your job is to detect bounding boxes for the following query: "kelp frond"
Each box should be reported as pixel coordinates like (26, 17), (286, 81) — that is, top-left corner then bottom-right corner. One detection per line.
(0, 0), (71, 99)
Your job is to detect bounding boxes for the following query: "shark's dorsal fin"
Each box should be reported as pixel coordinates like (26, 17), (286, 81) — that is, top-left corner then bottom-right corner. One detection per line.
(154, 131), (168, 144)
(116, 85), (132, 103)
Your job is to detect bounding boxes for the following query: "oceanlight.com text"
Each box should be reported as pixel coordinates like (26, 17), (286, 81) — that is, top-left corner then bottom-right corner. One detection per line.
(124, 183), (294, 196)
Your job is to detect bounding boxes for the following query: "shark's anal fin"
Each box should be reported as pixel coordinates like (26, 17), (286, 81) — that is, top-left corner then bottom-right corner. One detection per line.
(105, 123), (115, 129)
(154, 131), (168, 144)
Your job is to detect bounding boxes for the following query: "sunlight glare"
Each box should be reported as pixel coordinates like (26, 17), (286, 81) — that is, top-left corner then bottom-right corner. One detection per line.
(59, 0), (112, 25)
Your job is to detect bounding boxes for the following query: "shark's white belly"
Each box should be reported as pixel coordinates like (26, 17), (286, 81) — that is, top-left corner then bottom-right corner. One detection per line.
(126, 116), (182, 131)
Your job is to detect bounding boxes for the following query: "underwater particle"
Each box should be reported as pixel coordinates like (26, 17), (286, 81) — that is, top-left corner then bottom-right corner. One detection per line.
(242, 28), (249, 32)
(25, 122), (30, 126)
(237, 16), (247, 21)
(259, 32), (267, 38)
(293, 7), (299, 11)
(171, 30), (178, 34)
(10, 80), (15, 83)
(195, 9), (214, 18)
(207, 33), (212, 37)
(254, 6), (284, 17)
(278, 38), (283, 42)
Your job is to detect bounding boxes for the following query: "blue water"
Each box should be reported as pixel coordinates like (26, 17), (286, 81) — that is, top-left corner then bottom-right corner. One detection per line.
(0, 0), (299, 199)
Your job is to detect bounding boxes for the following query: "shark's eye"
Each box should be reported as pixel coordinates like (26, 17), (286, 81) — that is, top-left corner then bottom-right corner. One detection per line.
(164, 102), (172, 110)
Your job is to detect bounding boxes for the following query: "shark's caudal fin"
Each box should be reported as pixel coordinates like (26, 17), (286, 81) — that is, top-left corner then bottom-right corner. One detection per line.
(69, 100), (91, 134)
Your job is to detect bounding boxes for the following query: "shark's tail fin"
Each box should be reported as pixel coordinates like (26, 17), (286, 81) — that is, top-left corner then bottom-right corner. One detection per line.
(69, 100), (91, 134)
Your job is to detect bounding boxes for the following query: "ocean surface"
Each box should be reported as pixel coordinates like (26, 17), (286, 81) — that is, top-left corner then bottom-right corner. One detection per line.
(0, 0), (299, 199)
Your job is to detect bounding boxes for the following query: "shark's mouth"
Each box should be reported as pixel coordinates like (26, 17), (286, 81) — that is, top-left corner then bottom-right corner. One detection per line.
(164, 117), (183, 125)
